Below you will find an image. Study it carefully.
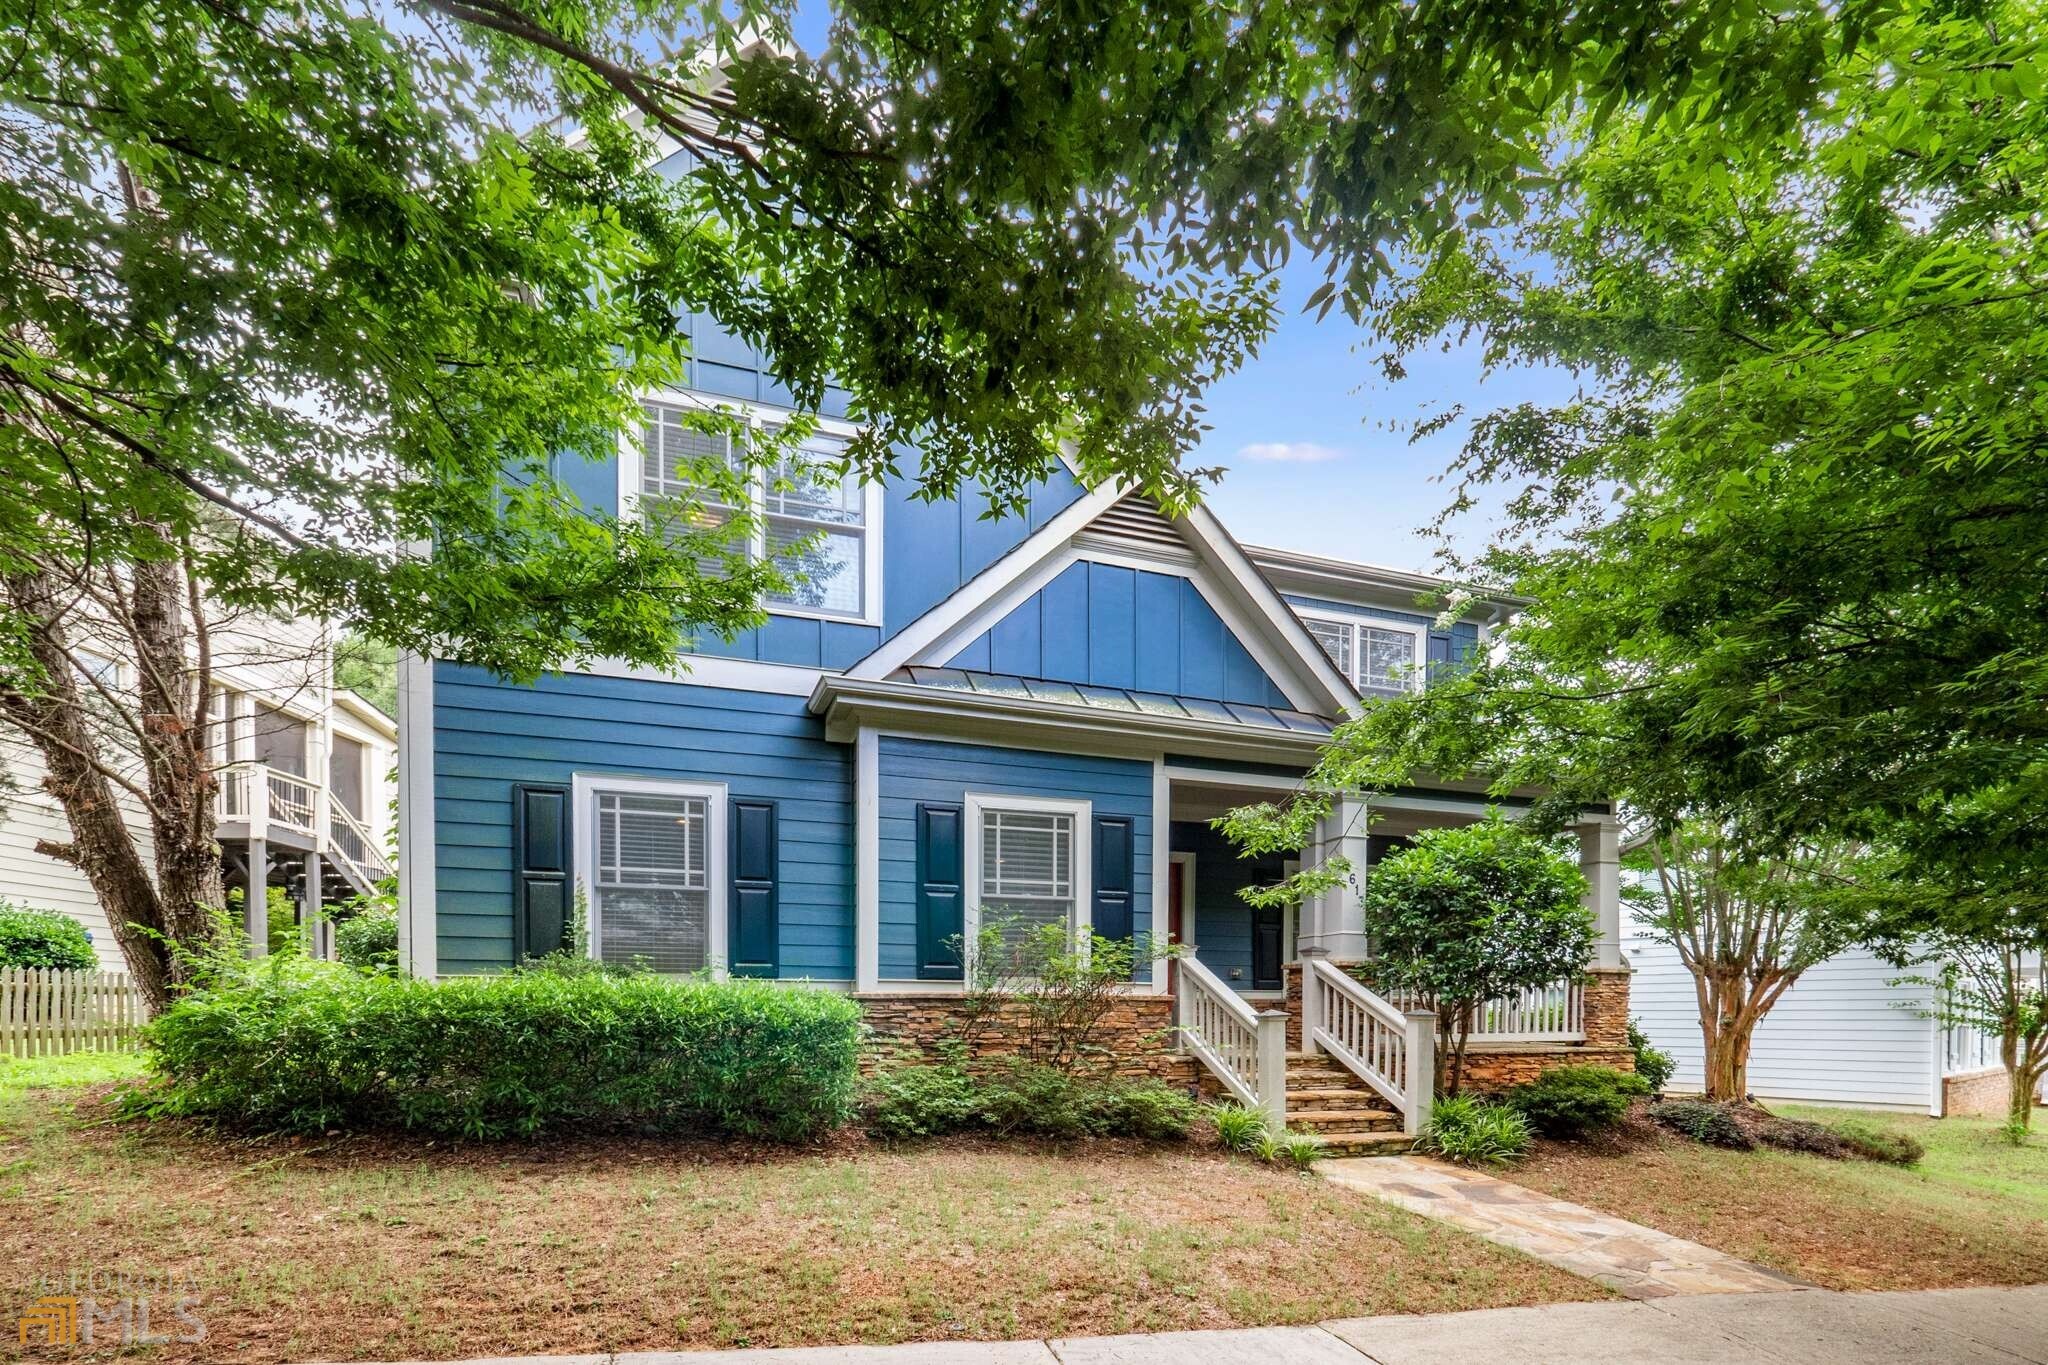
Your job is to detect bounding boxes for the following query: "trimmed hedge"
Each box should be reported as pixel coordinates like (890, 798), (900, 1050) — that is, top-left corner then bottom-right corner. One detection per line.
(0, 902), (97, 970)
(136, 966), (863, 1141)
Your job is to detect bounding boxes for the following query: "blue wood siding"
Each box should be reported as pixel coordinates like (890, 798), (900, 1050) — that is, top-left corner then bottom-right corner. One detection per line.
(432, 663), (853, 978)
(1171, 820), (1286, 994)
(876, 737), (1152, 982)
(883, 472), (1086, 641)
(948, 564), (1291, 707)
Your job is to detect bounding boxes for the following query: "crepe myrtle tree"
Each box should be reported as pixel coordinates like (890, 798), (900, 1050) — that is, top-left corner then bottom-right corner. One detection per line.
(1361, 818), (1592, 1095)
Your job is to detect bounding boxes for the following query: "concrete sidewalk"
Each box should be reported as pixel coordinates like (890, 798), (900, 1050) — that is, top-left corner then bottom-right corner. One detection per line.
(385, 1285), (2048, 1365)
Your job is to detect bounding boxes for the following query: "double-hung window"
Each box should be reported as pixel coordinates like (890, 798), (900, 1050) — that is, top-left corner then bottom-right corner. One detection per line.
(967, 794), (1091, 958)
(1301, 614), (1424, 696)
(577, 775), (728, 975)
(635, 398), (875, 622)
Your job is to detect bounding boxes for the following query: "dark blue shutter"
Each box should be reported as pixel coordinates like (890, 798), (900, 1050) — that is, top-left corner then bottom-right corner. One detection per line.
(511, 783), (570, 961)
(1092, 816), (1135, 945)
(1426, 628), (1455, 685)
(916, 803), (964, 980)
(729, 799), (778, 978)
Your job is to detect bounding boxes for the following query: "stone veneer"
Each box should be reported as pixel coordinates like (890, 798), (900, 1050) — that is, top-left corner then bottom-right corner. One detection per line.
(856, 993), (1199, 1085)
(1283, 962), (1636, 1093)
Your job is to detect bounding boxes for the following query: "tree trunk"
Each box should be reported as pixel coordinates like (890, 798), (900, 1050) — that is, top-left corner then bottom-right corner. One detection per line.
(1698, 968), (1756, 1101)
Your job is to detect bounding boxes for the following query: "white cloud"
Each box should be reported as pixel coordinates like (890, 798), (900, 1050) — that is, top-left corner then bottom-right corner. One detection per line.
(1236, 440), (1347, 464)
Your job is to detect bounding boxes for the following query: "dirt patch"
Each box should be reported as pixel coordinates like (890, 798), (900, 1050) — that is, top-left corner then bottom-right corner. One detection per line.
(0, 1084), (1594, 1362)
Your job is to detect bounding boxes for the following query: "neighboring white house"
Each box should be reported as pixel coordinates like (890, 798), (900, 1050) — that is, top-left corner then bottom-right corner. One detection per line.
(0, 611), (396, 966)
(1627, 935), (2037, 1117)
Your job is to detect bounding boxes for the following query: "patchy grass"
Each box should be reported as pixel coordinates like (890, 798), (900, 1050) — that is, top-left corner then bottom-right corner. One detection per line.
(0, 1049), (149, 1092)
(0, 1070), (1594, 1362)
(1513, 1103), (2048, 1291)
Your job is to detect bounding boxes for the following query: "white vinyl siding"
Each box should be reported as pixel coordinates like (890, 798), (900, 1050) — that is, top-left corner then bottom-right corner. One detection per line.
(1627, 937), (1938, 1111)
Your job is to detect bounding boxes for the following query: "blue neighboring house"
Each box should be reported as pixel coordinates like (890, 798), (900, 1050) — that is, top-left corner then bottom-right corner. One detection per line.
(394, 302), (1629, 1135)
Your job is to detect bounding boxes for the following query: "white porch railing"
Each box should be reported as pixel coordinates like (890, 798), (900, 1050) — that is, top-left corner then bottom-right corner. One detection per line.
(1174, 955), (1289, 1127)
(327, 800), (389, 888)
(215, 761), (387, 893)
(1301, 955), (1435, 1135)
(1471, 978), (1586, 1042)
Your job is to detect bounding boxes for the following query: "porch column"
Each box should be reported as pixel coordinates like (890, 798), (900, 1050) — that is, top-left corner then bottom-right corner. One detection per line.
(304, 853), (326, 959)
(1304, 795), (1372, 961)
(1577, 815), (1623, 969)
(244, 836), (268, 958)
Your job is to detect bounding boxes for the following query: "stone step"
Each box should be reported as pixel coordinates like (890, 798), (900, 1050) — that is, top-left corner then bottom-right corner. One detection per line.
(1284, 1089), (1382, 1113)
(1306, 1131), (1414, 1159)
(1289, 1108), (1402, 1134)
(1283, 1065), (1361, 1085)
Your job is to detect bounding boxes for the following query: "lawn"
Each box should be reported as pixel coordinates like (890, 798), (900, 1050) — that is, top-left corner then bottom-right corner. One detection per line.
(1513, 1102), (2048, 1291)
(0, 1054), (1595, 1362)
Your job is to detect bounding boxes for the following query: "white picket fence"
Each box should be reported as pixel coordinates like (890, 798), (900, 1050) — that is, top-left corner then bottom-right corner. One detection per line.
(1, 968), (149, 1058)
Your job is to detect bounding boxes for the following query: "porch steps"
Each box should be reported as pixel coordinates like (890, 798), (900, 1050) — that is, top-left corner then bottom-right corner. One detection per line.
(1283, 1052), (1409, 1157)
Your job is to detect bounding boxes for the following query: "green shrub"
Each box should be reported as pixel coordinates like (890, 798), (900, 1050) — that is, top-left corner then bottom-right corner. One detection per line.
(0, 902), (96, 970)
(1647, 1099), (1753, 1150)
(1416, 1094), (1532, 1165)
(1819, 1116), (1924, 1166)
(333, 910), (399, 972)
(134, 967), (862, 1142)
(1257, 1129), (1325, 1170)
(1505, 1065), (1652, 1138)
(1627, 1019), (1676, 1093)
(860, 1061), (1200, 1142)
(1209, 1102), (1269, 1154)
(861, 1065), (982, 1141)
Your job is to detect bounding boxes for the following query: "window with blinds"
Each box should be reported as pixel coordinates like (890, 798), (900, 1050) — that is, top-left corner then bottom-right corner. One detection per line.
(639, 399), (868, 619)
(978, 807), (1076, 950)
(593, 789), (711, 974)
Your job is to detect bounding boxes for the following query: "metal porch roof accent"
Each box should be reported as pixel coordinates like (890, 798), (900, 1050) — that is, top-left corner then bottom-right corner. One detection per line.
(891, 667), (1336, 735)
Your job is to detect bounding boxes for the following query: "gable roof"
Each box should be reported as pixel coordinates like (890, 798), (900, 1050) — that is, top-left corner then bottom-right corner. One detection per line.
(846, 487), (1358, 717)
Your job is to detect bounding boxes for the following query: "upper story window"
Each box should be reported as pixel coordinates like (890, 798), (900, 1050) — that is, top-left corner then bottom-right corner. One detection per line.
(1301, 613), (1424, 696)
(635, 398), (878, 624)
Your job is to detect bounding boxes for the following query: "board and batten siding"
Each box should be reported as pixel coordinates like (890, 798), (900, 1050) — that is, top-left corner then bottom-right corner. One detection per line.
(875, 736), (1152, 982)
(432, 663), (854, 978)
(946, 561), (1291, 708)
(1628, 936), (1937, 1110)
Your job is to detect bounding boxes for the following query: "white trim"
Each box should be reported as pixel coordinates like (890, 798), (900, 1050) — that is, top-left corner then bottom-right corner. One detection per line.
(1160, 765), (1304, 790)
(571, 772), (730, 978)
(623, 392), (884, 628)
(1148, 759), (1172, 996)
(1180, 503), (1357, 713)
(847, 480), (1131, 678)
(571, 653), (827, 697)
(1168, 849), (1197, 956)
(855, 727), (881, 993)
(964, 791), (1092, 973)
(395, 648), (437, 979)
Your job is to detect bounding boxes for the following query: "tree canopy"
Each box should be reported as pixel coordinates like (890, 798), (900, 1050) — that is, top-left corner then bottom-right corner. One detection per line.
(3, 0), (1869, 682)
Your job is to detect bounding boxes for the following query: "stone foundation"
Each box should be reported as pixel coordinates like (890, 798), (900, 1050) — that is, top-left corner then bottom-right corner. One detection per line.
(855, 993), (1199, 1085)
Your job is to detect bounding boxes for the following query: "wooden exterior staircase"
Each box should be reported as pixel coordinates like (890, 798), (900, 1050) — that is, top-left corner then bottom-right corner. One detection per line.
(1284, 1052), (1410, 1157)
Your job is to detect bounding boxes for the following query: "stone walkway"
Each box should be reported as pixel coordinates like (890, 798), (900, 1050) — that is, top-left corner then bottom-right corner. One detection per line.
(361, 1285), (2048, 1364)
(1318, 1154), (1810, 1299)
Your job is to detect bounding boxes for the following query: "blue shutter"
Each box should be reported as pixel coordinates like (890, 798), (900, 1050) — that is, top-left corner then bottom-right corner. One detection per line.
(916, 803), (964, 980)
(729, 799), (778, 978)
(1092, 816), (1135, 945)
(511, 783), (570, 961)
(1426, 628), (1454, 685)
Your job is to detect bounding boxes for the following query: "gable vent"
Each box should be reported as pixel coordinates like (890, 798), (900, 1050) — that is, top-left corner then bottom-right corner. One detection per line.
(1075, 493), (1189, 559)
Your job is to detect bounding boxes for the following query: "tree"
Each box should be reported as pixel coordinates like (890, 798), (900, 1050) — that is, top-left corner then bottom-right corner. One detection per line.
(0, 0), (1908, 994)
(333, 636), (398, 719)
(1362, 819), (1592, 1094)
(1632, 826), (1867, 1101)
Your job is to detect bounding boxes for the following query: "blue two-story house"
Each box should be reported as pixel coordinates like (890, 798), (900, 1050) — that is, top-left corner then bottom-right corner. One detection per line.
(394, 307), (1630, 1137)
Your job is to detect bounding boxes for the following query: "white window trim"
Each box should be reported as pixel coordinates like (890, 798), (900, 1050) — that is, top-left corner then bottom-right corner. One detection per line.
(964, 791), (1092, 972)
(621, 393), (884, 628)
(571, 772), (730, 979)
(1298, 611), (1426, 694)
